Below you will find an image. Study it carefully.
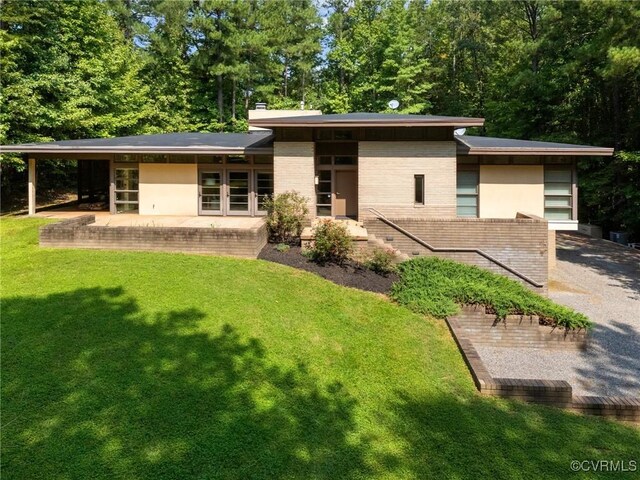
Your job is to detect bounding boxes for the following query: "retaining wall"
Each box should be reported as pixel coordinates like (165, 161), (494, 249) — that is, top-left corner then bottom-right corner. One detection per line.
(364, 215), (548, 292)
(40, 215), (268, 258)
(455, 305), (587, 350)
(447, 313), (640, 423)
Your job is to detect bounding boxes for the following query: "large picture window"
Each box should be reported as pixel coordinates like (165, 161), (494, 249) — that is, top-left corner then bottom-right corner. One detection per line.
(544, 168), (573, 220)
(456, 169), (478, 217)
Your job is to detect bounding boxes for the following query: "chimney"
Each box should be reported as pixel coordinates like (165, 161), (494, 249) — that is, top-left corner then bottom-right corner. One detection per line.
(255, 102), (267, 110)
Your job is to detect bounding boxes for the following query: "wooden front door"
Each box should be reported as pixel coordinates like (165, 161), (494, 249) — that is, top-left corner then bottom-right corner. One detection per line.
(334, 171), (358, 219)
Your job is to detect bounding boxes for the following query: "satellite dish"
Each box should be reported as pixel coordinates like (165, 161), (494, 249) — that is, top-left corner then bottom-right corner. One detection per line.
(454, 128), (466, 136)
(388, 99), (399, 110)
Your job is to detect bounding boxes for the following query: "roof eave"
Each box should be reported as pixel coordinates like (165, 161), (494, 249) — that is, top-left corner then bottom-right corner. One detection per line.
(0, 146), (274, 155)
(459, 147), (614, 156)
(249, 119), (485, 128)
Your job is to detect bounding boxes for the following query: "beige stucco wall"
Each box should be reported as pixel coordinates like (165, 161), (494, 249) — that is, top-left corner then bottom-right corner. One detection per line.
(139, 163), (198, 215)
(358, 141), (457, 219)
(273, 142), (316, 215)
(479, 165), (544, 218)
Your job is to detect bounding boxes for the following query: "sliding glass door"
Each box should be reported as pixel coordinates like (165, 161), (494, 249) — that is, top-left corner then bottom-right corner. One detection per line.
(227, 171), (250, 215)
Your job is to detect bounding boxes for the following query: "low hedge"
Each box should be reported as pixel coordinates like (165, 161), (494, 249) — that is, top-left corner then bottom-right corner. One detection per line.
(390, 257), (591, 330)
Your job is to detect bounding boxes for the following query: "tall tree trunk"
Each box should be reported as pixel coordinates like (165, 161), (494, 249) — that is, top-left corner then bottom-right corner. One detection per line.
(612, 81), (622, 150)
(283, 63), (288, 98)
(217, 74), (223, 125)
(232, 78), (236, 120)
(523, 1), (541, 74)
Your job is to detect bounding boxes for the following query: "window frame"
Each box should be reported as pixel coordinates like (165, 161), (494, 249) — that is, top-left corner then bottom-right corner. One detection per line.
(456, 166), (479, 218)
(544, 166), (574, 220)
(414, 174), (425, 205)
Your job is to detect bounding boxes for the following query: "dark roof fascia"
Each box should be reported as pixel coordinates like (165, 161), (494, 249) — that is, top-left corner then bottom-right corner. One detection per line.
(455, 136), (614, 156)
(0, 146), (274, 155)
(249, 116), (485, 128)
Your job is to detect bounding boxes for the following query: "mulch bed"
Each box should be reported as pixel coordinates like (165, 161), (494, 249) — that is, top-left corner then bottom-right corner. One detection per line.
(258, 244), (398, 294)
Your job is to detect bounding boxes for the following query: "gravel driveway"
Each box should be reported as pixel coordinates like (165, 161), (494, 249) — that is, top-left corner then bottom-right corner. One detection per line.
(476, 232), (640, 397)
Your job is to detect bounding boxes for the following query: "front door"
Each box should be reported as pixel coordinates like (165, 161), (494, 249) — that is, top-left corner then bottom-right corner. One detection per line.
(199, 171), (223, 215)
(227, 171), (251, 215)
(334, 171), (358, 219)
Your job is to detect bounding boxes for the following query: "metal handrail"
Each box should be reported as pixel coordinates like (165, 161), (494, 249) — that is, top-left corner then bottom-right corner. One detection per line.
(367, 208), (544, 288)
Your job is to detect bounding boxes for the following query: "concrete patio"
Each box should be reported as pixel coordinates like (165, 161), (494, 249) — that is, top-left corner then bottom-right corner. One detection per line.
(34, 209), (265, 229)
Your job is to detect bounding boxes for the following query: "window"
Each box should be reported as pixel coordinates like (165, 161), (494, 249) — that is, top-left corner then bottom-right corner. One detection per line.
(114, 167), (139, 213)
(544, 167), (573, 220)
(414, 175), (425, 205)
(226, 155), (249, 164)
(255, 171), (274, 212)
(316, 170), (332, 216)
(456, 169), (479, 217)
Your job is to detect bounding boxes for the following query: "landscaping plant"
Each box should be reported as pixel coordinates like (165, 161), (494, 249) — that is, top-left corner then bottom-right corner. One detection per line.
(264, 191), (309, 244)
(391, 257), (591, 329)
(364, 247), (397, 276)
(307, 219), (353, 265)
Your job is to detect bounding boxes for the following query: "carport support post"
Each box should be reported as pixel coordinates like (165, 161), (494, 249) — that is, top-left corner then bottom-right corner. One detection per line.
(27, 157), (36, 215)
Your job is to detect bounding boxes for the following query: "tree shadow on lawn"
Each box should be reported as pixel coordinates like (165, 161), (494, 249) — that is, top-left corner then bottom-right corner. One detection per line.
(388, 392), (640, 480)
(1, 287), (370, 479)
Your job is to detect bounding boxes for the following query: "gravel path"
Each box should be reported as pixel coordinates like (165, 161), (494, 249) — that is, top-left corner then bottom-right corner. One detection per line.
(477, 233), (640, 397)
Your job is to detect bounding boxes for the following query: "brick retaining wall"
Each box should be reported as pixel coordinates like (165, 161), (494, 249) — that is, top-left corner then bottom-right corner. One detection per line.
(363, 216), (548, 292)
(446, 315), (640, 423)
(40, 215), (268, 258)
(455, 305), (587, 350)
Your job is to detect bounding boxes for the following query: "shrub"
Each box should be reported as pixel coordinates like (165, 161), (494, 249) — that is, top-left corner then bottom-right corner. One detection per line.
(390, 256), (591, 330)
(308, 219), (353, 264)
(364, 247), (397, 275)
(264, 191), (309, 244)
(275, 243), (290, 253)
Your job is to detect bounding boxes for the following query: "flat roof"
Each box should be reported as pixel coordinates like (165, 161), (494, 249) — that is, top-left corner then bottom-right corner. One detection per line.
(248, 112), (485, 128)
(0, 132), (274, 155)
(455, 135), (614, 156)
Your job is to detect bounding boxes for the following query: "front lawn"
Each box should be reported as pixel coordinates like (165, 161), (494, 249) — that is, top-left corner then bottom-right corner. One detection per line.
(1, 218), (638, 480)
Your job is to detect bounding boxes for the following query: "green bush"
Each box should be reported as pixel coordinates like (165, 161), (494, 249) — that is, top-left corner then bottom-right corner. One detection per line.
(308, 219), (353, 264)
(264, 191), (309, 244)
(275, 243), (290, 253)
(390, 256), (591, 330)
(364, 247), (397, 275)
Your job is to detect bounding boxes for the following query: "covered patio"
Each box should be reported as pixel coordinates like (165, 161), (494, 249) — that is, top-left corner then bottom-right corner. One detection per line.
(0, 131), (274, 216)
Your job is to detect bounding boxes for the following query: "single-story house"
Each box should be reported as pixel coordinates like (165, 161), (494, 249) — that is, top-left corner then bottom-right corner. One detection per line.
(0, 106), (613, 290)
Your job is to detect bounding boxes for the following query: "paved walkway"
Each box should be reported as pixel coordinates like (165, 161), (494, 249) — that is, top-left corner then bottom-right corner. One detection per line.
(477, 232), (640, 397)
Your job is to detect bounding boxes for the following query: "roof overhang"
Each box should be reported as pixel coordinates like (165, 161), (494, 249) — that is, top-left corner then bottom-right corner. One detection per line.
(455, 136), (614, 156)
(0, 132), (275, 156)
(0, 146), (274, 155)
(249, 116), (485, 128)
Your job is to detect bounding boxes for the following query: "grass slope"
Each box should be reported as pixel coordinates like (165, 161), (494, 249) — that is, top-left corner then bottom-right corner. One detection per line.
(1, 218), (638, 480)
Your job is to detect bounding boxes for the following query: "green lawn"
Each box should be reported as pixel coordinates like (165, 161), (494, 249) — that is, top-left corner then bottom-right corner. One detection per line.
(1, 218), (638, 480)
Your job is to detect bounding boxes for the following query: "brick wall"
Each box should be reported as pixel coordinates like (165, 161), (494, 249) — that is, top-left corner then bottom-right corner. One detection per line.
(273, 142), (315, 215)
(364, 216), (549, 290)
(446, 315), (640, 422)
(358, 141), (457, 219)
(455, 305), (587, 350)
(40, 215), (268, 258)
